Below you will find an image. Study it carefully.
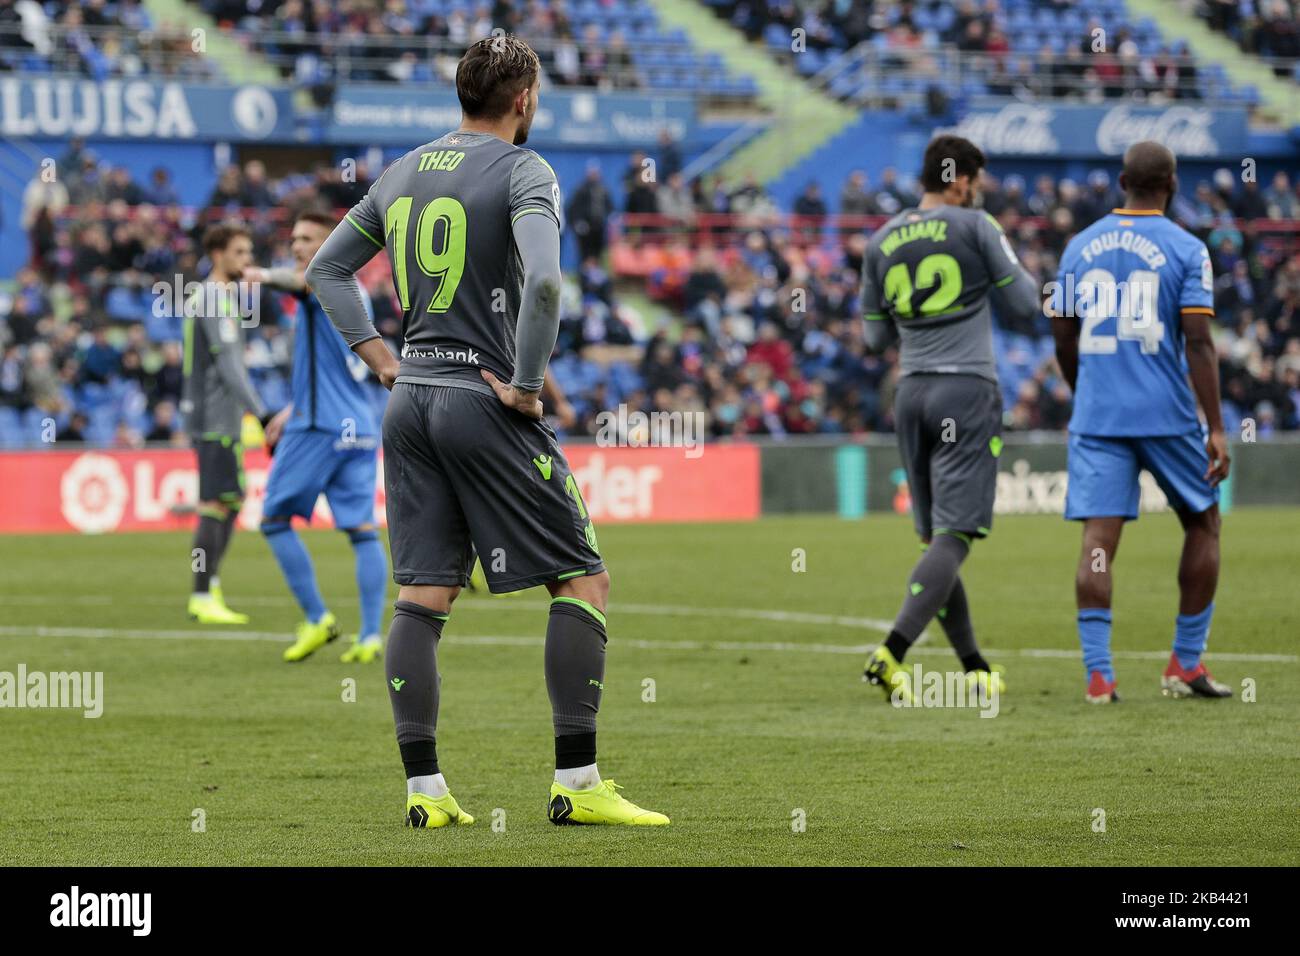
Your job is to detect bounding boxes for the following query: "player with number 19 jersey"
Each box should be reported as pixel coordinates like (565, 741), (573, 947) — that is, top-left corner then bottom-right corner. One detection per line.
(1056, 208), (1218, 519)
(336, 130), (602, 593)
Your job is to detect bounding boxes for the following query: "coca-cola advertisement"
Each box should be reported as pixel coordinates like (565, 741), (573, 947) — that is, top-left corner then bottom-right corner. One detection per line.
(943, 103), (1247, 159)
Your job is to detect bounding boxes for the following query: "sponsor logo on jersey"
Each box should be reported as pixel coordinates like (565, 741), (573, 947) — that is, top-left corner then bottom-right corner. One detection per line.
(400, 344), (481, 365)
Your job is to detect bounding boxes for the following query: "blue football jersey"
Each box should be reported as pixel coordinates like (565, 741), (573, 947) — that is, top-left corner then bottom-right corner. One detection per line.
(284, 289), (378, 439)
(1055, 209), (1214, 437)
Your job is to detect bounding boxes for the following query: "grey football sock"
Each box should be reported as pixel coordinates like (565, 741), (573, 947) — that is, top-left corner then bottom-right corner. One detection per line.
(215, 509), (238, 566)
(386, 600), (447, 778)
(191, 514), (224, 593)
(937, 575), (978, 660)
(545, 598), (607, 737)
(892, 532), (970, 644)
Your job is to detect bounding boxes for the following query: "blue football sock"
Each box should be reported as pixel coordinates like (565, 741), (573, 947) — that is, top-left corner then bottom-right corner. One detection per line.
(261, 521), (327, 623)
(1173, 602), (1214, 670)
(348, 529), (388, 638)
(1078, 608), (1114, 681)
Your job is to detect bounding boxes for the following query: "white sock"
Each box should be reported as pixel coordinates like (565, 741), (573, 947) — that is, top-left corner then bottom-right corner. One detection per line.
(408, 773), (448, 798)
(359, 633), (382, 645)
(555, 763), (600, 791)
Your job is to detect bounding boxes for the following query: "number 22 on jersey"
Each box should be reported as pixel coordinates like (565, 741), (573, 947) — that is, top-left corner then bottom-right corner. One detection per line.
(385, 195), (467, 313)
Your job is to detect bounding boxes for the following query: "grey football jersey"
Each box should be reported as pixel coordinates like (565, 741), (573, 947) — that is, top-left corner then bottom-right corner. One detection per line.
(180, 285), (265, 439)
(860, 205), (1025, 383)
(342, 131), (562, 393)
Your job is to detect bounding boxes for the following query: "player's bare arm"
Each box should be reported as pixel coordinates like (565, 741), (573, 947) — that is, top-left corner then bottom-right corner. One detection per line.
(1051, 310), (1080, 392)
(541, 370), (576, 428)
(240, 269), (303, 445)
(243, 266), (307, 292)
(1182, 310), (1230, 486)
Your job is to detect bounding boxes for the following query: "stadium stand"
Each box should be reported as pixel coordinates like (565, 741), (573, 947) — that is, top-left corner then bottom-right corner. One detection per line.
(707, 0), (1262, 106)
(3, 146), (1298, 447)
(0, 0), (1296, 448)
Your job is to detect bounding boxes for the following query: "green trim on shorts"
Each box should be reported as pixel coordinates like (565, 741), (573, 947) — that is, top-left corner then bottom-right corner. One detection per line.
(934, 528), (973, 546)
(556, 569), (589, 580)
(994, 273), (1016, 288)
(197, 505), (226, 520)
(551, 596), (606, 628)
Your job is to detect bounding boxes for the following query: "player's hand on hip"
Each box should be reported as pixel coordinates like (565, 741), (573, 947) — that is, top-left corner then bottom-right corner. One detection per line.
(1205, 429), (1231, 486)
(481, 370), (543, 420)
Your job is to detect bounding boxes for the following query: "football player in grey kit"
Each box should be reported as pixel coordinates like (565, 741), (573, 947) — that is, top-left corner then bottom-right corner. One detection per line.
(306, 36), (667, 828)
(182, 224), (267, 626)
(859, 135), (1042, 703)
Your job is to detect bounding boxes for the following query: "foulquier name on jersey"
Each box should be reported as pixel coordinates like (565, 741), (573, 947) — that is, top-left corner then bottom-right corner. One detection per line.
(1077, 229), (1169, 269)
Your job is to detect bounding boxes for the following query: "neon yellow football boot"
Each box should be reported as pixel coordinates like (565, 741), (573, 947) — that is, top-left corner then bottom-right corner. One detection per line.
(966, 665), (1007, 701)
(863, 645), (914, 705)
(339, 636), (383, 664)
(187, 593), (250, 625)
(209, 581), (251, 623)
(406, 792), (475, 828)
(548, 779), (669, 826)
(282, 612), (340, 662)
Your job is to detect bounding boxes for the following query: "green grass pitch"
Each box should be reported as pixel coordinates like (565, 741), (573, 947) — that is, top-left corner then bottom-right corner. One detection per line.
(0, 509), (1296, 866)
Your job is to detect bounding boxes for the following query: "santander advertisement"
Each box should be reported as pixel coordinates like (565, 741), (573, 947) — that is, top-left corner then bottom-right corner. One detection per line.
(0, 445), (760, 534)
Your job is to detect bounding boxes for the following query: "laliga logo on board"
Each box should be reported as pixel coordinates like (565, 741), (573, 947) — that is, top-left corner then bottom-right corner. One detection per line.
(1097, 106), (1219, 157)
(944, 104), (1059, 155)
(60, 453), (129, 534)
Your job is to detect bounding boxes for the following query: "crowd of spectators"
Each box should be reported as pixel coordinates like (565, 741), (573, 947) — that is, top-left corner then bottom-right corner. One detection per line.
(3, 134), (1299, 447)
(0, 0), (218, 81)
(719, 0), (1245, 104)
(584, 141), (1300, 438)
(199, 0), (660, 89)
(2, 145), (387, 447)
(1199, 0), (1300, 67)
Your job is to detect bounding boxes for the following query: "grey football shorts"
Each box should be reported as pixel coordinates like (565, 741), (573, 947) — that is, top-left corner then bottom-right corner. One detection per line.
(894, 373), (1003, 540)
(383, 382), (605, 592)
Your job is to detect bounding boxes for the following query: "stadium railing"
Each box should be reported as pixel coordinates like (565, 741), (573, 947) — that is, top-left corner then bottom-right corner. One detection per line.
(0, 23), (757, 100)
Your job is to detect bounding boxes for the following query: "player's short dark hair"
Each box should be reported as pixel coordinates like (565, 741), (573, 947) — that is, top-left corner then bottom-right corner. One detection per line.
(1121, 141), (1177, 199)
(456, 35), (541, 119)
(202, 223), (251, 254)
(920, 135), (986, 193)
(294, 210), (337, 231)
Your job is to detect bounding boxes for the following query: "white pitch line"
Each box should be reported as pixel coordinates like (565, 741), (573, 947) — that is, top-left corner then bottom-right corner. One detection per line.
(0, 625), (1293, 663)
(0, 594), (897, 632)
